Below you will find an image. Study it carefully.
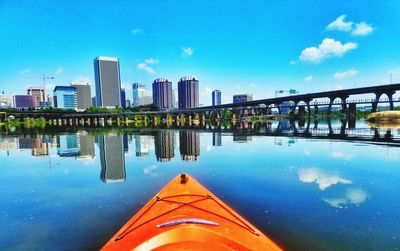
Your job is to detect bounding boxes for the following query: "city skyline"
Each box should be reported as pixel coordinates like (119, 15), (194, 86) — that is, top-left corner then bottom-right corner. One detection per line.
(1, 1), (400, 105)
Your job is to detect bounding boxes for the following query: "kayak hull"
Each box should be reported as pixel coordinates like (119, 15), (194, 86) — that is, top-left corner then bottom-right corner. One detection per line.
(101, 174), (282, 251)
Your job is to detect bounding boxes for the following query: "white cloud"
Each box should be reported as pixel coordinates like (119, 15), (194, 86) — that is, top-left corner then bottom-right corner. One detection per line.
(131, 28), (143, 35)
(182, 47), (194, 57)
(137, 58), (159, 74)
(299, 38), (357, 63)
(144, 58), (159, 64)
(352, 22), (374, 36)
(326, 15), (353, 31)
(55, 67), (64, 75)
(72, 76), (91, 84)
(289, 60), (297, 65)
(298, 168), (352, 190)
(323, 188), (367, 208)
(304, 75), (313, 82)
(326, 15), (374, 36)
(19, 69), (31, 75)
(333, 68), (359, 79)
(137, 63), (155, 74)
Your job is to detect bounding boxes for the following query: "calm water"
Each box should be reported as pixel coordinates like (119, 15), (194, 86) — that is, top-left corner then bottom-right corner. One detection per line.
(1, 120), (400, 251)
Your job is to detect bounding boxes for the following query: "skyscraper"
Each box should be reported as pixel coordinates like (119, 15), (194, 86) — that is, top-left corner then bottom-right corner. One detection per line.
(53, 86), (77, 109)
(152, 78), (172, 111)
(212, 90), (221, 106)
(178, 76), (199, 109)
(71, 83), (91, 111)
(27, 87), (45, 107)
(132, 82), (145, 107)
(94, 56), (121, 108)
(120, 88), (126, 109)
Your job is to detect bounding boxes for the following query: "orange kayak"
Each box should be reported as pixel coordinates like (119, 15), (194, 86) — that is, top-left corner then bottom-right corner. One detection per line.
(101, 174), (282, 251)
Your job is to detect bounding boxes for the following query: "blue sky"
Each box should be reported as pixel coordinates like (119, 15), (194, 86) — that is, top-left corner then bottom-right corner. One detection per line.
(1, 0), (400, 105)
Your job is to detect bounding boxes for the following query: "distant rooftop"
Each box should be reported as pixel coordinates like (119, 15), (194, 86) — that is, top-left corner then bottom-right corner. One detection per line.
(54, 86), (76, 92)
(180, 76), (198, 81)
(95, 56), (119, 62)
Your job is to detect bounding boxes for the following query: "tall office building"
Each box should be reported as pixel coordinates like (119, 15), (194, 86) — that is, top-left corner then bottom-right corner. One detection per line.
(71, 83), (91, 111)
(212, 90), (221, 106)
(179, 131), (200, 161)
(120, 88), (126, 109)
(53, 86), (77, 109)
(152, 78), (172, 111)
(0, 93), (13, 108)
(178, 76), (199, 109)
(99, 134), (126, 183)
(154, 130), (174, 162)
(13, 95), (36, 108)
(94, 56), (121, 108)
(27, 87), (45, 107)
(132, 82), (145, 107)
(233, 94), (253, 104)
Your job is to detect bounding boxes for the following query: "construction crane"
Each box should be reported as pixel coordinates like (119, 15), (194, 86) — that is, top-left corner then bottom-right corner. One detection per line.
(25, 74), (54, 100)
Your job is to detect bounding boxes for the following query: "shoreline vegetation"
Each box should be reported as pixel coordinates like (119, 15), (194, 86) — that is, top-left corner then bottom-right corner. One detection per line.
(1, 107), (400, 130)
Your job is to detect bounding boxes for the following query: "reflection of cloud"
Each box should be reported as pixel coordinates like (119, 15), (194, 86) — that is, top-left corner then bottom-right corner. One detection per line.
(143, 164), (159, 177)
(331, 151), (354, 161)
(304, 149), (311, 156)
(298, 168), (352, 190)
(323, 188), (367, 208)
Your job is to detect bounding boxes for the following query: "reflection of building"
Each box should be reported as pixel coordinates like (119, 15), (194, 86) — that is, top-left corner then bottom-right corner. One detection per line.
(94, 56), (121, 108)
(178, 76), (199, 109)
(123, 133), (129, 153)
(152, 78), (172, 111)
(53, 86), (77, 109)
(233, 133), (252, 143)
(77, 131), (95, 159)
(212, 90), (221, 106)
(212, 132), (222, 146)
(72, 83), (92, 111)
(134, 135), (154, 157)
(0, 138), (17, 150)
(155, 130), (174, 162)
(27, 87), (45, 107)
(57, 134), (80, 157)
(99, 134), (126, 183)
(18, 137), (35, 149)
(233, 94), (253, 104)
(179, 131), (200, 161)
(32, 138), (49, 156)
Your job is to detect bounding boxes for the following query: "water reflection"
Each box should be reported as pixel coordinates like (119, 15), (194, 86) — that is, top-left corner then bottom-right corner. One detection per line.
(179, 131), (200, 161)
(1, 119), (400, 250)
(154, 130), (174, 162)
(99, 134), (126, 183)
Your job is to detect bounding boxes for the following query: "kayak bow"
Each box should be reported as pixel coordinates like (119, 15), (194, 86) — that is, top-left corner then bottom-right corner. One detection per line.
(101, 174), (282, 251)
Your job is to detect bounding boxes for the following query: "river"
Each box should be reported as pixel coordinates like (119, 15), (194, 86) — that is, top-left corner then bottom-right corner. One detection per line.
(0, 119), (399, 250)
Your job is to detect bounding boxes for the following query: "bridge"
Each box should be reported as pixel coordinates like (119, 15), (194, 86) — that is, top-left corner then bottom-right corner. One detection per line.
(1, 83), (400, 125)
(186, 83), (400, 114)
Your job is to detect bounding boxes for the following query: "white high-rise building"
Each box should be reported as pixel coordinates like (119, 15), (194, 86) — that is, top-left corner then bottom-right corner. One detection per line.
(94, 56), (121, 108)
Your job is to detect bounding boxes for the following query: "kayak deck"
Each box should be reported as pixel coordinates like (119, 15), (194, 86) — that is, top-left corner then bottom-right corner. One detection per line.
(102, 174), (282, 251)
